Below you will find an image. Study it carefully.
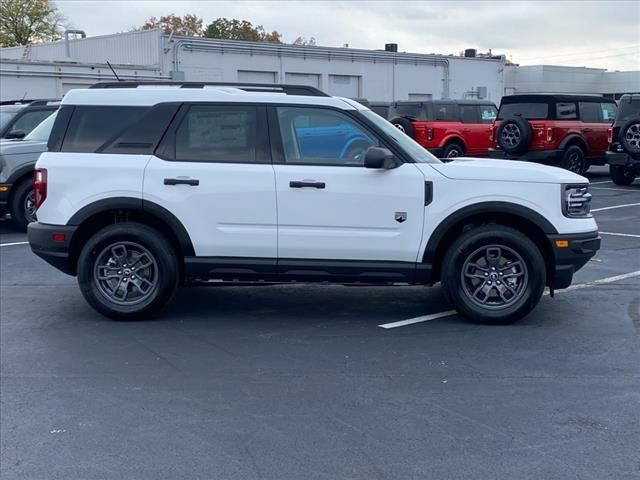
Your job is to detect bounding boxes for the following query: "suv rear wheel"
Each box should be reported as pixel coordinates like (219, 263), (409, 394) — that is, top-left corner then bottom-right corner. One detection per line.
(559, 145), (586, 175)
(390, 117), (415, 138)
(610, 165), (636, 186)
(497, 117), (531, 154)
(10, 179), (37, 230)
(77, 223), (179, 320)
(441, 225), (545, 324)
(442, 142), (464, 159)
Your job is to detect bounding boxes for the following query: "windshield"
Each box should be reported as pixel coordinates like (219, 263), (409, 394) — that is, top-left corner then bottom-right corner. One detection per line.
(361, 109), (441, 164)
(25, 111), (57, 142)
(0, 108), (19, 130)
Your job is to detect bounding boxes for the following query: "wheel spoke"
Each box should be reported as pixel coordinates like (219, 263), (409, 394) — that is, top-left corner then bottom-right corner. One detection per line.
(131, 253), (153, 270)
(111, 245), (128, 266)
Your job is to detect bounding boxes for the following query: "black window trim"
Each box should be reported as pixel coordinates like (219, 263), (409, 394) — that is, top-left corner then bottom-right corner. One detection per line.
(267, 103), (413, 168)
(1, 106), (58, 137)
(155, 102), (271, 165)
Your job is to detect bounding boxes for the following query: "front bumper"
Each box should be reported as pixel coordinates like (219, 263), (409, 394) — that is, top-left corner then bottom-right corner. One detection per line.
(487, 148), (564, 165)
(547, 231), (601, 290)
(605, 151), (640, 168)
(27, 222), (77, 276)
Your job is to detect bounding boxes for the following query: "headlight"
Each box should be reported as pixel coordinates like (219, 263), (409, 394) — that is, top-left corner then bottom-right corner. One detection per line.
(563, 184), (592, 217)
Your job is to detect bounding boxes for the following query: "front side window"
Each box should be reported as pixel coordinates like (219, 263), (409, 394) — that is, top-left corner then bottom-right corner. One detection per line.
(0, 108), (19, 130)
(479, 105), (498, 123)
(25, 111), (57, 142)
(276, 107), (378, 166)
(556, 102), (577, 120)
(600, 102), (617, 123)
(175, 105), (265, 163)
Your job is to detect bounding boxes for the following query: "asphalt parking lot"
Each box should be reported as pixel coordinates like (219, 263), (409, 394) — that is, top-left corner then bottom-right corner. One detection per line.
(1, 166), (639, 480)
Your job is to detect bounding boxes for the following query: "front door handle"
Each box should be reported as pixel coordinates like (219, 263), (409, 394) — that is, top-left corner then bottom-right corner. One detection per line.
(289, 180), (325, 189)
(164, 178), (199, 186)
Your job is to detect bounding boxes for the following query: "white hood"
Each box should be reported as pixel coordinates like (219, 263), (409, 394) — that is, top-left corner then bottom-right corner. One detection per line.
(427, 157), (588, 184)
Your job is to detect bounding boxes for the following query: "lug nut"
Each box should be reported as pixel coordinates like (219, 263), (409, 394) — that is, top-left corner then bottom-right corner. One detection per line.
(499, 272), (503, 276)
(484, 273), (489, 277)
(497, 281), (501, 285)
(488, 281), (492, 285)
(118, 271), (122, 275)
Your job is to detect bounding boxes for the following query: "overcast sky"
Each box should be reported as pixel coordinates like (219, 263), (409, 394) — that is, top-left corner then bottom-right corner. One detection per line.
(56, 1), (640, 71)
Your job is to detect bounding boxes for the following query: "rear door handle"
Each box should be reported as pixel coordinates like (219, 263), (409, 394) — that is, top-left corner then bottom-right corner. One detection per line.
(582, 128), (593, 133)
(289, 180), (326, 189)
(164, 178), (199, 186)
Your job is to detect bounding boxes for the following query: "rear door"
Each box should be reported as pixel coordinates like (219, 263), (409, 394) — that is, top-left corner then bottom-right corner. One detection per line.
(458, 104), (495, 155)
(270, 105), (426, 279)
(143, 103), (278, 260)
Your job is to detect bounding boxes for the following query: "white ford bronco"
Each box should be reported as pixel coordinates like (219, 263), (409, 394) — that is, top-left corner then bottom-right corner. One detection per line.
(28, 82), (600, 323)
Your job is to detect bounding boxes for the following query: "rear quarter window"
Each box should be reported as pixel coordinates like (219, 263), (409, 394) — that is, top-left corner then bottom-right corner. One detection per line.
(556, 102), (577, 120)
(61, 106), (149, 153)
(498, 103), (548, 120)
(433, 103), (458, 121)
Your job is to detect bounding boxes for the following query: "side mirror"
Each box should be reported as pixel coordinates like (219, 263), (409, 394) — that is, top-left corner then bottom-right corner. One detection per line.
(364, 147), (398, 169)
(5, 130), (26, 140)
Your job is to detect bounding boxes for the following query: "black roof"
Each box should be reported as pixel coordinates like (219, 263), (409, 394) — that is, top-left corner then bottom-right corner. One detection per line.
(501, 94), (615, 104)
(392, 99), (496, 106)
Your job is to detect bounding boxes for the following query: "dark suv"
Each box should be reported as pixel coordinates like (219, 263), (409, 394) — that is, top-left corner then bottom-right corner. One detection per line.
(606, 94), (640, 185)
(488, 95), (617, 175)
(0, 100), (60, 139)
(389, 100), (497, 158)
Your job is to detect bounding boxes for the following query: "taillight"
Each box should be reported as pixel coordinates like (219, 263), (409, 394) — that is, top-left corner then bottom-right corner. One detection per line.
(427, 127), (434, 141)
(34, 168), (47, 211)
(546, 127), (553, 143)
(607, 127), (613, 144)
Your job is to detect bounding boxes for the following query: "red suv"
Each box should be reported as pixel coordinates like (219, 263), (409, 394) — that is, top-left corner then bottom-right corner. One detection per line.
(488, 95), (617, 174)
(389, 100), (497, 158)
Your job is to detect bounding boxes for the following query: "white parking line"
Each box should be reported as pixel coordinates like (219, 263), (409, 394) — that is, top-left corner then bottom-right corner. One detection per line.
(592, 203), (640, 212)
(591, 187), (638, 192)
(0, 241), (28, 247)
(378, 270), (640, 329)
(600, 231), (640, 238)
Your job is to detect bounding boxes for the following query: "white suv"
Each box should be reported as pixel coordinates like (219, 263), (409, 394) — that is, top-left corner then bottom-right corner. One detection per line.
(28, 82), (600, 323)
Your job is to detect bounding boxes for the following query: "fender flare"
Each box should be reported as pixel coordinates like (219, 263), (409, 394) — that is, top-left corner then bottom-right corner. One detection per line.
(558, 134), (587, 152)
(6, 163), (35, 188)
(422, 201), (558, 264)
(67, 196), (195, 256)
(440, 134), (466, 151)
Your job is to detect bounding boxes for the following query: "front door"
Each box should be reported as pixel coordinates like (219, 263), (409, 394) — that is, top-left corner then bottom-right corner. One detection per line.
(270, 106), (426, 280)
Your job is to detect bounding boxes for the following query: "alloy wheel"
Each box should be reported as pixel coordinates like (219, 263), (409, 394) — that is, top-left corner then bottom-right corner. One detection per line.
(24, 189), (37, 224)
(93, 241), (158, 306)
(501, 123), (521, 147)
(461, 244), (528, 310)
(625, 123), (640, 153)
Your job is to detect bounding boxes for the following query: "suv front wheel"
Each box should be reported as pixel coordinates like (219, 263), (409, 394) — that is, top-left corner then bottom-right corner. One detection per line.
(441, 225), (545, 324)
(77, 223), (179, 320)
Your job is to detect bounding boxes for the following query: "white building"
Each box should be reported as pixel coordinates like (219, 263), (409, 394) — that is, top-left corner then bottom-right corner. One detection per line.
(1, 29), (638, 103)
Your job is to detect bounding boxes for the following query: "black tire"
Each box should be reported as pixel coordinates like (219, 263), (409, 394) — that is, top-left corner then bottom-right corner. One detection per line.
(441, 225), (545, 324)
(442, 142), (464, 159)
(9, 179), (36, 230)
(77, 223), (179, 320)
(496, 116), (531, 154)
(559, 145), (586, 175)
(619, 118), (640, 157)
(610, 165), (636, 186)
(389, 117), (415, 138)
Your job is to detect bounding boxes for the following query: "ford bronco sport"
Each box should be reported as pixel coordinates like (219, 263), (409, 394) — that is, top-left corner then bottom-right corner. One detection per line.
(389, 100), (497, 158)
(606, 94), (640, 186)
(488, 94), (617, 175)
(28, 82), (600, 324)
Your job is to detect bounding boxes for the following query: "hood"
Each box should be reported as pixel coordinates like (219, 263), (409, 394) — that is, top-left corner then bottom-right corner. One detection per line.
(428, 157), (587, 184)
(0, 139), (48, 156)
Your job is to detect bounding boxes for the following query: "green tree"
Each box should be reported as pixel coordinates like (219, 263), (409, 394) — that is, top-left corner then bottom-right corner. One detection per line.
(141, 13), (203, 36)
(204, 18), (282, 43)
(0, 0), (67, 47)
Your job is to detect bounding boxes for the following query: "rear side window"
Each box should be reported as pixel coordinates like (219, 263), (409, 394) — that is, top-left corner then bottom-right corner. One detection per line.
(479, 105), (497, 123)
(600, 102), (617, 123)
(459, 105), (478, 123)
(433, 103), (458, 121)
(579, 102), (601, 122)
(62, 106), (149, 153)
(174, 105), (267, 164)
(498, 103), (548, 120)
(392, 104), (426, 121)
(556, 102), (577, 120)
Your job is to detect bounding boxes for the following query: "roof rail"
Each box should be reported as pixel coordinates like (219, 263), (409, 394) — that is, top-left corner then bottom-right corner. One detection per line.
(0, 99), (59, 106)
(89, 81), (329, 97)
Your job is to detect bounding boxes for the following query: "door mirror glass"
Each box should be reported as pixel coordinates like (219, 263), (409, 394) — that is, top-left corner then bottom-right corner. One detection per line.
(5, 130), (26, 139)
(364, 147), (398, 169)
